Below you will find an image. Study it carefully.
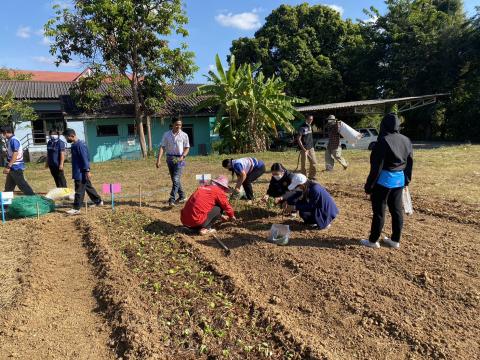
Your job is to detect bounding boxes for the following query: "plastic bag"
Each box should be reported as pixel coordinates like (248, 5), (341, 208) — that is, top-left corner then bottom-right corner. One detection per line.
(268, 224), (291, 246)
(339, 121), (362, 143)
(45, 188), (75, 201)
(403, 187), (414, 215)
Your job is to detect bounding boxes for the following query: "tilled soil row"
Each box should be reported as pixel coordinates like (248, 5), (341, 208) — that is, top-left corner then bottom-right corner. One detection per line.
(76, 216), (168, 359)
(78, 210), (315, 359)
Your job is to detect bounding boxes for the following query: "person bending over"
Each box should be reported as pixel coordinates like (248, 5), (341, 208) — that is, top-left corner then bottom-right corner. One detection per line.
(181, 175), (236, 235)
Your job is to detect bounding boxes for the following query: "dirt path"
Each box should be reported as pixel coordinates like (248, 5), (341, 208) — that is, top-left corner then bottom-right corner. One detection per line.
(0, 215), (114, 360)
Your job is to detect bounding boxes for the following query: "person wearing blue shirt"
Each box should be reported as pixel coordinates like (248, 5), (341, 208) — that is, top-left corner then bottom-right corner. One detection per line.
(45, 129), (67, 188)
(1, 125), (34, 195)
(222, 157), (266, 201)
(284, 173), (339, 230)
(361, 113), (413, 249)
(63, 128), (102, 215)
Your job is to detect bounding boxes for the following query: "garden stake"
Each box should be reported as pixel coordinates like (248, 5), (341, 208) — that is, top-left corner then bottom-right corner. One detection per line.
(212, 234), (231, 256)
(85, 198), (88, 216)
(36, 202), (40, 220)
(110, 183), (115, 210)
(1, 195), (5, 224)
(139, 185), (142, 208)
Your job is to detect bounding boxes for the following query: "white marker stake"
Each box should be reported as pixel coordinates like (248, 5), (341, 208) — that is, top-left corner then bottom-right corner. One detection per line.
(0, 192), (14, 224)
(196, 174), (211, 185)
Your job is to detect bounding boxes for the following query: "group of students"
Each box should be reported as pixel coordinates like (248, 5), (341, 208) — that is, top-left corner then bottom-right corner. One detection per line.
(178, 113), (413, 249)
(1, 125), (103, 216)
(2, 112), (413, 248)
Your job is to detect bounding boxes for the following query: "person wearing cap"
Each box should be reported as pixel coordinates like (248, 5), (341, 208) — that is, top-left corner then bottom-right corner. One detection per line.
(1, 125), (35, 195)
(181, 175), (236, 235)
(222, 157), (265, 201)
(361, 113), (413, 249)
(325, 115), (348, 171)
(45, 129), (67, 188)
(282, 173), (338, 230)
(296, 115), (318, 180)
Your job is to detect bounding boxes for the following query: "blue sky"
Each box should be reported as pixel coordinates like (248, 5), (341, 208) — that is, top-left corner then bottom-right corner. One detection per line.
(0, 0), (478, 83)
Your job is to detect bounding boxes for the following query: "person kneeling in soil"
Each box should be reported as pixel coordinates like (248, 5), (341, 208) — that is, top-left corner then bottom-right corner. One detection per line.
(181, 175), (236, 235)
(222, 157), (266, 201)
(282, 174), (338, 230)
(361, 113), (413, 249)
(262, 163), (297, 216)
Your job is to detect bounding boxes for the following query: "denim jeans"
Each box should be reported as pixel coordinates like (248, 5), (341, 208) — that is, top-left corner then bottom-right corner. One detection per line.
(167, 161), (185, 203)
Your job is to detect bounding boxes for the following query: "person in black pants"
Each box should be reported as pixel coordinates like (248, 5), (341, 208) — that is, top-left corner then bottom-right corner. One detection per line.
(45, 129), (67, 188)
(63, 128), (103, 215)
(361, 113), (413, 249)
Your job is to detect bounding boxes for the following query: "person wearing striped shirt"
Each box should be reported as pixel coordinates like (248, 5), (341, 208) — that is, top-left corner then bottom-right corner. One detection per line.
(1, 126), (34, 195)
(222, 157), (265, 201)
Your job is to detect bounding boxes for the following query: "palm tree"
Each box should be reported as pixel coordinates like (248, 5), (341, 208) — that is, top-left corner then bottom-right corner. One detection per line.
(197, 54), (304, 153)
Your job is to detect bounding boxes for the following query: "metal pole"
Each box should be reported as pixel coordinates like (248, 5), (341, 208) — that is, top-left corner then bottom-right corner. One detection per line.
(0, 193), (5, 224)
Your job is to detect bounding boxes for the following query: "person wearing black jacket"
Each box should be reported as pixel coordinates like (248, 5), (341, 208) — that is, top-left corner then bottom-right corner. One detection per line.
(361, 113), (413, 249)
(263, 163), (294, 199)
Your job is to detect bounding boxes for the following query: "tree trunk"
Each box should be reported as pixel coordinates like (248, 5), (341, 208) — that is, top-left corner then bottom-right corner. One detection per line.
(131, 78), (147, 158)
(146, 115), (153, 152)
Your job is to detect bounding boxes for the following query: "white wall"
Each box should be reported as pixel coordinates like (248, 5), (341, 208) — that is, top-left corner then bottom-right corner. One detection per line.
(66, 120), (86, 142)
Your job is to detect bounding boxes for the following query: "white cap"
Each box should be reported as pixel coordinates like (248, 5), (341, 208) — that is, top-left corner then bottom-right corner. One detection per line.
(288, 173), (308, 191)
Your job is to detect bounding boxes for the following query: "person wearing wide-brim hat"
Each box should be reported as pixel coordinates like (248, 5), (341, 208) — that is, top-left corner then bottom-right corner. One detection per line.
(283, 173), (339, 230)
(180, 175), (236, 235)
(325, 114), (348, 171)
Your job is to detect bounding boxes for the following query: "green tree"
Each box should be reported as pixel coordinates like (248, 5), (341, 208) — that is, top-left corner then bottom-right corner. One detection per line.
(446, 8), (480, 141)
(197, 55), (304, 153)
(363, 0), (467, 139)
(45, 0), (197, 158)
(230, 4), (377, 104)
(0, 91), (38, 128)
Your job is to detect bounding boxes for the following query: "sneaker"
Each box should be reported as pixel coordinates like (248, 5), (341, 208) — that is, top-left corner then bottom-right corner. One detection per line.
(89, 201), (104, 208)
(176, 198), (186, 204)
(383, 237), (400, 249)
(310, 223), (318, 228)
(66, 209), (81, 216)
(199, 228), (217, 235)
(168, 201), (176, 207)
(360, 239), (380, 249)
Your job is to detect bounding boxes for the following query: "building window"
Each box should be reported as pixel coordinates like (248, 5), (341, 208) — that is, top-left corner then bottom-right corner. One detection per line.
(97, 125), (119, 137)
(32, 112), (66, 145)
(128, 123), (147, 136)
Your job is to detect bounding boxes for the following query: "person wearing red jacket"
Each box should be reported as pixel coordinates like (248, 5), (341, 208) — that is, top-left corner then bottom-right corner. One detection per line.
(181, 175), (236, 235)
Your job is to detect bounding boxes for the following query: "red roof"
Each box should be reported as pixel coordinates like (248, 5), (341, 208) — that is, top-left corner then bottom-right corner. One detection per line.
(7, 69), (83, 82)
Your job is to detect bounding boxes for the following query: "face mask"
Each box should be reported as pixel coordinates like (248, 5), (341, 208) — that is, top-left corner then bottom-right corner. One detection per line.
(272, 174), (283, 181)
(51, 135), (59, 140)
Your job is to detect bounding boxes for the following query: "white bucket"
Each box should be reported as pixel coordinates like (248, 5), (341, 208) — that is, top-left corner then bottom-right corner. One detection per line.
(339, 121), (362, 144)
(268, 224), (291, 246)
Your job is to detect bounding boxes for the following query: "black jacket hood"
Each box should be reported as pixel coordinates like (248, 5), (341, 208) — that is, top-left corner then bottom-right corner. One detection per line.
(379, 113), (400, 137)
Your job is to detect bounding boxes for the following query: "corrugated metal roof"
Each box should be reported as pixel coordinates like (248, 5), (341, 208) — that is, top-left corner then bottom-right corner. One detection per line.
(296, 94), (449, 112)
(0, 81), (74, 99)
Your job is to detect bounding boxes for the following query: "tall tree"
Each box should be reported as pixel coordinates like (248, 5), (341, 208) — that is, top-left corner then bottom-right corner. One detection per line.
(45, 0), (197, 158)
(230, 4), (377, 104)
(197, 55), (304, 153)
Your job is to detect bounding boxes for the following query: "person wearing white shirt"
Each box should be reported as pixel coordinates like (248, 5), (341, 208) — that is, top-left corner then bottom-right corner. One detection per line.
(156, 117), (190, 207)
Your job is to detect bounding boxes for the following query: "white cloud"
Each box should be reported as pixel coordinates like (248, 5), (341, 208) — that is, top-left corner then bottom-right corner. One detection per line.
(16, 26), (32, 39)
(32, 56), (81, 68)
(208, 64), (216, 72)
(363, 15), (378, 24)
(323, 4), (344, 16)
(215, 10), (261, 31)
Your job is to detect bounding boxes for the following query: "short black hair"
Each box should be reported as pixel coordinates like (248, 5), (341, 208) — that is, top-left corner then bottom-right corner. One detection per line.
(49, 128), (60, 135)
(171, 116), (182, 124)
(1, 125), (13, 134)
(63, 128), (76, 137)
(222, 159), (231, 168)
(271, 163), (286, 172)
